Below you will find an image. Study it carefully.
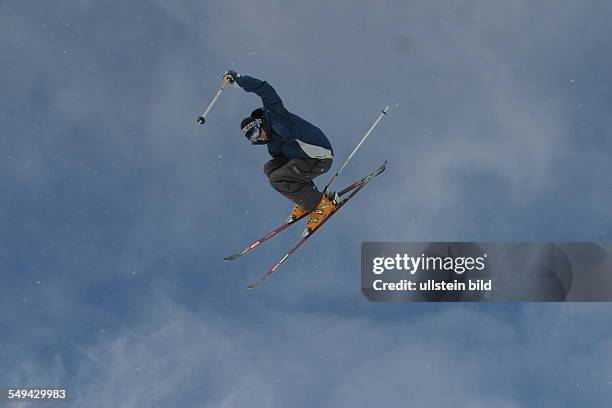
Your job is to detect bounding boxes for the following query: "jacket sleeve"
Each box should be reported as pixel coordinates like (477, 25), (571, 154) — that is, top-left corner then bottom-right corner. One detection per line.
(235, 75), (289, 117)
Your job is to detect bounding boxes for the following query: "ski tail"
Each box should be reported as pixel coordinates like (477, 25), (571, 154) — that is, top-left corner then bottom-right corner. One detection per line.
(223, 213), (308, 261)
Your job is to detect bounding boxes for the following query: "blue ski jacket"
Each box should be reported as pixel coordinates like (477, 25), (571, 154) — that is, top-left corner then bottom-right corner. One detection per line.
(235, 75), (334, 160)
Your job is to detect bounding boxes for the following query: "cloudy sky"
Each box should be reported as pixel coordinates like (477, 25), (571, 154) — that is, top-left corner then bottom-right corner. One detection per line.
(2, 0), (612, 406)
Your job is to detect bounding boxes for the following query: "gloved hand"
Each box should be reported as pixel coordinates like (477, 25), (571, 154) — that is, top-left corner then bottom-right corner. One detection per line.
(223, 70), (238, 85)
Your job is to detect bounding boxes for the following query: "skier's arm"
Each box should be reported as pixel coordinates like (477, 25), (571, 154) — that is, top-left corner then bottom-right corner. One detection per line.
(233, 74), (290, 117)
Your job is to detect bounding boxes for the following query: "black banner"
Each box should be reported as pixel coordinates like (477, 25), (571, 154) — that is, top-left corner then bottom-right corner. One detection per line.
(361, 242), (612, 302)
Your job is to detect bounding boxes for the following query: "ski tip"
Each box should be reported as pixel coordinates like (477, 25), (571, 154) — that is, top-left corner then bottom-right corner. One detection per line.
(382, 106), (390, 114)
(247, 283), (261, 289)
(377, 160), (388, 173)
(224, 254), (242, 261)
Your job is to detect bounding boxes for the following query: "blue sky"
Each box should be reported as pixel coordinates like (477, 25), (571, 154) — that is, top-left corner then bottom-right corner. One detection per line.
(2, 0), (612, 406)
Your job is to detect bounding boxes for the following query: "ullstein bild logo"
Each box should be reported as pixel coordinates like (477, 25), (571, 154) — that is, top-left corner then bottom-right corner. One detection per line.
(361, 242), (612, 302)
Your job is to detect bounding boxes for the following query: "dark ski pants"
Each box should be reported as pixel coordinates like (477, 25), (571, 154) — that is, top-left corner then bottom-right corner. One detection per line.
(264, 157), (333, 211)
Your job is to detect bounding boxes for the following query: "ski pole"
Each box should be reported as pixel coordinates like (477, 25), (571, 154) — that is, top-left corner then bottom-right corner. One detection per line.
(196, 78), (230, 125)
(324, 105), (389, 193)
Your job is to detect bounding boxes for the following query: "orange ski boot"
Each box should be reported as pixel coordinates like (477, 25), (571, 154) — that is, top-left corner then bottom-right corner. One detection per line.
(287, 204), (309, 223)
(302, 192), (338, 237)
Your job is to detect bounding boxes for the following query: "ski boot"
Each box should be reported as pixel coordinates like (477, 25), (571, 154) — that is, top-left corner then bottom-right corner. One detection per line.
(302, 192), (338, 237)
(287, 204), (309, 223)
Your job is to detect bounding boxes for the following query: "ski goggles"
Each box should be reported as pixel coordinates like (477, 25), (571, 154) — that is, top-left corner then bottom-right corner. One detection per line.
(241, 119), (263, 143)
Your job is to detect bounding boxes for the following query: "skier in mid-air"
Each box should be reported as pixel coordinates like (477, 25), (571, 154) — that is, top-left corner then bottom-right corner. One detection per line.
(200, 71), (388, 286)
(222, 70), (337, 236)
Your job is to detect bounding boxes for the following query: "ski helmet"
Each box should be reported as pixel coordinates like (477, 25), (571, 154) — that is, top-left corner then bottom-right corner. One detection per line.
(240, 116), (266, 145)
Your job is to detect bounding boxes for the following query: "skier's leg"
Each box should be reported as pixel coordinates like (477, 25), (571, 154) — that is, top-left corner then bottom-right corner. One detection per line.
(263, 156), (290, 177)
(268, 158), (333, 211)
(300, 159), (338, 236)
(308, 158), (333, 180)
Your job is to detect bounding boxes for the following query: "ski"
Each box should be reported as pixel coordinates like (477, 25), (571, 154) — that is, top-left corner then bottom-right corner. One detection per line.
(224, 161), (387, 261)
(247, 160), (387, 288)
(223, 214), (308, 261)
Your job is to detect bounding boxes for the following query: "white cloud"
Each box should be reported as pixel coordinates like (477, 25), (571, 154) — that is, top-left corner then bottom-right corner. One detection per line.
(55, 303), (612, 407)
